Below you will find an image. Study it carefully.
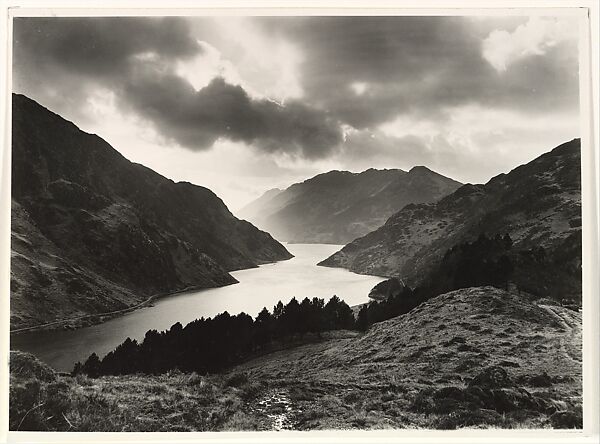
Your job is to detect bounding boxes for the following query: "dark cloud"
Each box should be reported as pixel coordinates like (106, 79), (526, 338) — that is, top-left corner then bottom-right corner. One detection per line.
(12, 17), (203, 125)
(13, 17), (342, 157)
(122, 73), (342, 156)
(12, 16), (579, 163)
(258, 16), (579, 129)
(13, 17), (201, 78)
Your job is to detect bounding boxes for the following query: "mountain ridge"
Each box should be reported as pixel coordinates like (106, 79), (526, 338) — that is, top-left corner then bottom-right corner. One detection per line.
(10, 93), (292, 330)
(238, 164), (461, 244)
(319, 139), (581, 301)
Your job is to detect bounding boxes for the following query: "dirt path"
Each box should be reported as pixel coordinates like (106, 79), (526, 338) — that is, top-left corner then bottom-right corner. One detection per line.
(252, 389), (296, 431)
(539, 304), (582, 364)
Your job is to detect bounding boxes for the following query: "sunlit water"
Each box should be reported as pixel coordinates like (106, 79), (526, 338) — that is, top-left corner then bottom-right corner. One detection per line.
(11, 243), (385, 372)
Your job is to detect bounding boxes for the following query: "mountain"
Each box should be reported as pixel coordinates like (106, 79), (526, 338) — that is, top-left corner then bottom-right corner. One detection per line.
(237, 188), (283, 222)
(10, 94), (292, 330)
(237, 167), (462, 244)
(320, 139), (581, 301)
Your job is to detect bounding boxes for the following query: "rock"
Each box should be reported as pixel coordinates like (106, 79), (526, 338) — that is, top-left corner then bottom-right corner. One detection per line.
(468, 366), (511, 389)
(490, 388), (538, 413)
(550, 410), (583, 429)
(529, 372), (553, 387)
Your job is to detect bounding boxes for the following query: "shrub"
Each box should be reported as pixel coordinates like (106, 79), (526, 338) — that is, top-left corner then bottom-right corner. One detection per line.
(240, 381), (265, 401)
(185, 372), (203, 386)
(529, 373), (553, 387)
(43, 380), (73, 429)
(343, 392), (360, 404)
(221, 411), (259, 431)
(468, 366), (511, 389)
(9, 378), (43, 430)
(550, 409), (583, 429)
(10, 351), (56, 382)
(224, 372), (249, 388)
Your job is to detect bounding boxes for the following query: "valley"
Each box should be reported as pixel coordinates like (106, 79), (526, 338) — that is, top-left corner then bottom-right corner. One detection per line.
(7, 12), (590, 437)
(8, 94), (584, 432)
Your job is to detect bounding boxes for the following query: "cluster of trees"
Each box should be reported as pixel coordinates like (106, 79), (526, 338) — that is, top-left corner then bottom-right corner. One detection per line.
(74, 233), (527, 376)
(356, 285), (427, 331)
(355, 233), (515, 331)
(513, 231), (581, 305)
(73, 295), (355, 377)
(434, 233), (514, 292)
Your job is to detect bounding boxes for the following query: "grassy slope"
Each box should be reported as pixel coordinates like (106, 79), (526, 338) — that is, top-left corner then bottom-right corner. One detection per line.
(10, 287), (582, 431)
(234, 287), (582, 430)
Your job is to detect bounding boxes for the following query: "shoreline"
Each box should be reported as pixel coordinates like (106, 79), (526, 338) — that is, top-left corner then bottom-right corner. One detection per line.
(10, 254), (296, 335)
(9, 283), (233, 335)
(10, 253), (377, 336)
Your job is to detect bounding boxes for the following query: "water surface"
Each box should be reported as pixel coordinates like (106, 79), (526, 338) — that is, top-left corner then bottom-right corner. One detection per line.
(11, 243), (385, 372)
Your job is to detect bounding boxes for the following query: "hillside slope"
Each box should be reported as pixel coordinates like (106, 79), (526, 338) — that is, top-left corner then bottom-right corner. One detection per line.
(320, 139), (581, 300)
(234, 286), (582, 429)
(238, 167), (461, 244)
(10, 94), (292, 330)
(10, 287), (582, 431)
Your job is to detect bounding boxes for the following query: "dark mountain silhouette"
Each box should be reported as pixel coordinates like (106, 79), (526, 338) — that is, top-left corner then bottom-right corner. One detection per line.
(10, 94), (292, 330)
(320, 139), (581, 302)
(238, 166), (461, 244)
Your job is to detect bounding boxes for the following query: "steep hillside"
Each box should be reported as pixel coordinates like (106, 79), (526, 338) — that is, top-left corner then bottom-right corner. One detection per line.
(238, 167), (461, 244)
(320, 139), (581, 300)
(10, 287), (582, 430)
(10, 94), (292, 330)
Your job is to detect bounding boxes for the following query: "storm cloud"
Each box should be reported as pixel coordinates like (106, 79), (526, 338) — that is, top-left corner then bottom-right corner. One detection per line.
(13, 17), (343, 157)
(122, 74), (342, 156)
(259, 16), (579, 129)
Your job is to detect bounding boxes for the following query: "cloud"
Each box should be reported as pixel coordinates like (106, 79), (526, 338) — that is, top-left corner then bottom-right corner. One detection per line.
(12, 17), (203, 125)
(482, 17), (578, 72)
(122, 73), (342, 157)
(13, 17), (201, 78)
(12, 15), (581, 187)
(340, 103), (579, 184)
(188, 17), (304, 102)
(259, 16), (580, 130)
(13, 17), (342, 158)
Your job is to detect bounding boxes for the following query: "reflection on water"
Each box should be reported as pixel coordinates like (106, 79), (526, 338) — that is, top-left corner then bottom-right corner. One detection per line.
(11, 243), (385, 372)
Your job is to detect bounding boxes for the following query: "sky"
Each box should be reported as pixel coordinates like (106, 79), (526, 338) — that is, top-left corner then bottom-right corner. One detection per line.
(12, 15), (581, 211)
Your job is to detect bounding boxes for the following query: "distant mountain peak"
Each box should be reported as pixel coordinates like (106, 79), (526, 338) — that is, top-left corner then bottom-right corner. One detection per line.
(239, 164), (462, 244)
(408, 165), (432, 173)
